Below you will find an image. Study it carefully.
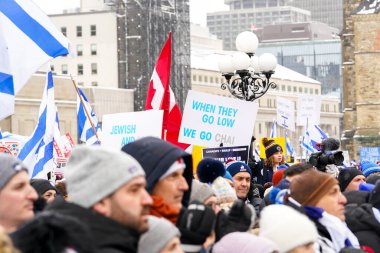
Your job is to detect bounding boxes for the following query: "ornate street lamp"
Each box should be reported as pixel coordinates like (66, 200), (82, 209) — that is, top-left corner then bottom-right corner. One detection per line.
(218, 31), (278, 101)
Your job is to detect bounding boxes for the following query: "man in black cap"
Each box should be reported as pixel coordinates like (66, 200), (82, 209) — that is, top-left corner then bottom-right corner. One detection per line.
(0, 154), (38, 233)
(338, 167), (365, 193)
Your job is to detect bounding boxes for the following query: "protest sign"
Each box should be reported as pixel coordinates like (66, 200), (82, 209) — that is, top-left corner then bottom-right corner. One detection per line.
(297, 95), (321, 126)
(360, 146), (380, 162)
(102, 110), (163, 149)
(179, 90), (258, 147)
(202, 145), (249, 165)
(276, 97), (295, 132)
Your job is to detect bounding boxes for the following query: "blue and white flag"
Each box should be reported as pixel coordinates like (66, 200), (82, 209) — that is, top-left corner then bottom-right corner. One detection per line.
(270, 119), (277, 138)
(77, 88), (101, 145)
(18, 71), (56, 179)
(301, 125), (328, 154)
(0, 129), (2, 140)
(0, 0), (69, 120)
(285, 131), (295, 157)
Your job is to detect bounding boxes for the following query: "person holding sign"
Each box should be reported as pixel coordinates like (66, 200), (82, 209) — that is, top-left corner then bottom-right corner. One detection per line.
(253, 138), (286, 187)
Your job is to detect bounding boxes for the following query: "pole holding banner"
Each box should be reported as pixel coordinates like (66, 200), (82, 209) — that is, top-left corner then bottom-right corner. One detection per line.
(70, 76), (101, 144)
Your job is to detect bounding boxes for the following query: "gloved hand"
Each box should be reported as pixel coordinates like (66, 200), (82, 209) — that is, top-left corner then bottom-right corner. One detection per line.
(215, 199), (256, 241)
(176, 201), (216, 247)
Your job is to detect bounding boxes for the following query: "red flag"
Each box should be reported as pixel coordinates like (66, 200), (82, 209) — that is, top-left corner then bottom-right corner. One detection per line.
(145, 33), (189, 150)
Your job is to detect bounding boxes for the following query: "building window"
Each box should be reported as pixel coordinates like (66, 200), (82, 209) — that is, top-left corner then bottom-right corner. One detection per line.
(293, 86), (297, 92)
(91, 81), (98, 86)
(77, 64), (83, 75)
(198, 75), (203, 82)
(91, 63), (97, 75)
(310, 88), (314, 94)
(210, 77), (214, 83)
(78, 82), (84, 86)
(204, 76), (208, 82)
(192, 75), (196, 81)
(281, 85), (285, 91)
(90, 25), (96, 36)
(259, 123), (262, 134)
(215, 77), (219, 83)
(77, 44), (83, 56)
(51, 65), (55, 72)
(287, 86), (291, 92)
(61, 64), (68, 75)
(91, 44), (97, 56)
(315, 89), (319, 94)
(61, 27), (67, 36)
(76, 26), (82, 37)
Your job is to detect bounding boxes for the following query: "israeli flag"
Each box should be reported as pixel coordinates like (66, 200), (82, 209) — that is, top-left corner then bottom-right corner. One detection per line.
(285, 131), (295, 157)
(0, 0), (69, 120)
(270, 119), (277, 138)
(18, 71), (56, 179)
(77, 88), (101, 145)
(301, 125), (328, 154)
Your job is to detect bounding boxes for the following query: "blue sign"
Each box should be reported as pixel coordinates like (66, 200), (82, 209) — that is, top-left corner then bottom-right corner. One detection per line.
(359, 146), (380, 162)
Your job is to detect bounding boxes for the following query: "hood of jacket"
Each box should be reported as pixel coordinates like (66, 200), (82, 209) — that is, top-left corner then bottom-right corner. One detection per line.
(122, 136), (193, 207)
(345, 203), (380, 234)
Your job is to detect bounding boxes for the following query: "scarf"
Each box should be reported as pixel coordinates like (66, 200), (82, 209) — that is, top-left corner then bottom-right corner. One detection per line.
(305, 206), (360, 251)
(150, 195), (180, 224)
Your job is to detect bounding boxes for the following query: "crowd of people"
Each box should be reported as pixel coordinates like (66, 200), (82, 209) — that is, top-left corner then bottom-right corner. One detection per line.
(0, 136), (379, 253)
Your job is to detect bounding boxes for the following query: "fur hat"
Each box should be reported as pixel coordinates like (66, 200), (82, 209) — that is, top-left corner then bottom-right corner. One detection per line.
(226, 161), (252, 177)
(197, 158), (226, 184)
(138, 216), (180, 253)
(262, 138), (283, 158)
(360, 161), (380, 177)
(289, 169), (338, 206)
(30, 179), (57, 196)
(0, 154), (28, 190)
(338, 167), (364, 192)
(65, 145), (145, 208)
(190, 180), (215, 203)
(259, 205), (318, 253)
(213, 232), (279, 253)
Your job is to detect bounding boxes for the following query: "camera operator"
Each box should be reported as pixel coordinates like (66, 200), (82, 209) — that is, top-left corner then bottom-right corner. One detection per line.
(308, 138), (344, 177)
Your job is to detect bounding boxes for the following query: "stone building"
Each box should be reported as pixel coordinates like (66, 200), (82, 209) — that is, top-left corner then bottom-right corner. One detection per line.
(341, 0), (380, 160)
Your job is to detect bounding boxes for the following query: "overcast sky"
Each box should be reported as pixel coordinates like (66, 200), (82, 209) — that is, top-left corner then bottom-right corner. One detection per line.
(33, 0), (229, 27)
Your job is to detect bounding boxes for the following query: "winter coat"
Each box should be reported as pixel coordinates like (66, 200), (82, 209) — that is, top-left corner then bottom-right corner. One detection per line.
(251, 160), (274, 186)
(122, 136), (193, 207)
(46, 199), (140, 253)
(345, 203), (380, 252)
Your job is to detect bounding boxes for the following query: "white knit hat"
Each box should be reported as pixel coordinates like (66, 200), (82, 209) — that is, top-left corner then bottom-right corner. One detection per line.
(259, 204), (318, 253)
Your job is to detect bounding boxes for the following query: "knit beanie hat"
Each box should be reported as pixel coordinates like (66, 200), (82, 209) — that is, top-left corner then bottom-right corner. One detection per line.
(272, 169), (285, 187)
(338, 167), (364, 192)
(262, 138), (283, 158)
(0, 154), (28, 190)
(213, 232), (279, 253)
(211, 177), (237, 208)
(289, 169), (338, 206)
(226, 161), (252, 177)
(138, 216), (180, 253)
(65, 145), (145, 208)
(360, 161), (380, 177)
(259, 204), (318, 253)
(197, 158), (226, 184)
(190, 180), (215, 203)
(30, 179), (57, 195)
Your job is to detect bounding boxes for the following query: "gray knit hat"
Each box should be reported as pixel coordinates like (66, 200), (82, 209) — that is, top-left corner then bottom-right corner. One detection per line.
(65, 145), (145, 208)
(0, 154), (28, 190)
(138, 216), (180, 253)
(190, 180), (215, 203)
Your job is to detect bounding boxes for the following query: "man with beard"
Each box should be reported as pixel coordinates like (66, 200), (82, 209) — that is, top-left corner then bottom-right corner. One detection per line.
(36, 145), (153, 253)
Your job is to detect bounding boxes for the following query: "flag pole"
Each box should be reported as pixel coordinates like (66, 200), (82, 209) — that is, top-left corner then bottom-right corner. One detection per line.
(70, 76), (101, 144)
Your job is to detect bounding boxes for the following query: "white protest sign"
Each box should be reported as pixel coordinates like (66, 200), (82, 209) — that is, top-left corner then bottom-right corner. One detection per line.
(101, 110), (163, 149)
(297, 95), (321, 126)
(276, 97), (295, 132)
(179, 90), (258, 147)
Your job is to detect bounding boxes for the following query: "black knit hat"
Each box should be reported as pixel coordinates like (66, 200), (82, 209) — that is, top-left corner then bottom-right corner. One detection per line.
(30, 179), (57, 196)
(197, 158), (225, 184)
(262, 138), (282, 158)
(337, 167), (364, 192)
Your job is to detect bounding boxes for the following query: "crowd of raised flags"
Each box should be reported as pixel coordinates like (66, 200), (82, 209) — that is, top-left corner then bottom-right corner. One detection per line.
(0, 0), (337, 180)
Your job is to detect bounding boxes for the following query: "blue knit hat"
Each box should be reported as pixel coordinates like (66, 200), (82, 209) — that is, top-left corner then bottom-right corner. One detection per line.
(360, 161), (380, 177)
(226, 161), (252, 177)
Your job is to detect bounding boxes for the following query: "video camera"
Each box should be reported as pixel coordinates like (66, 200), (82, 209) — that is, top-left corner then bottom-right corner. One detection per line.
(308, 138), (344, 172)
